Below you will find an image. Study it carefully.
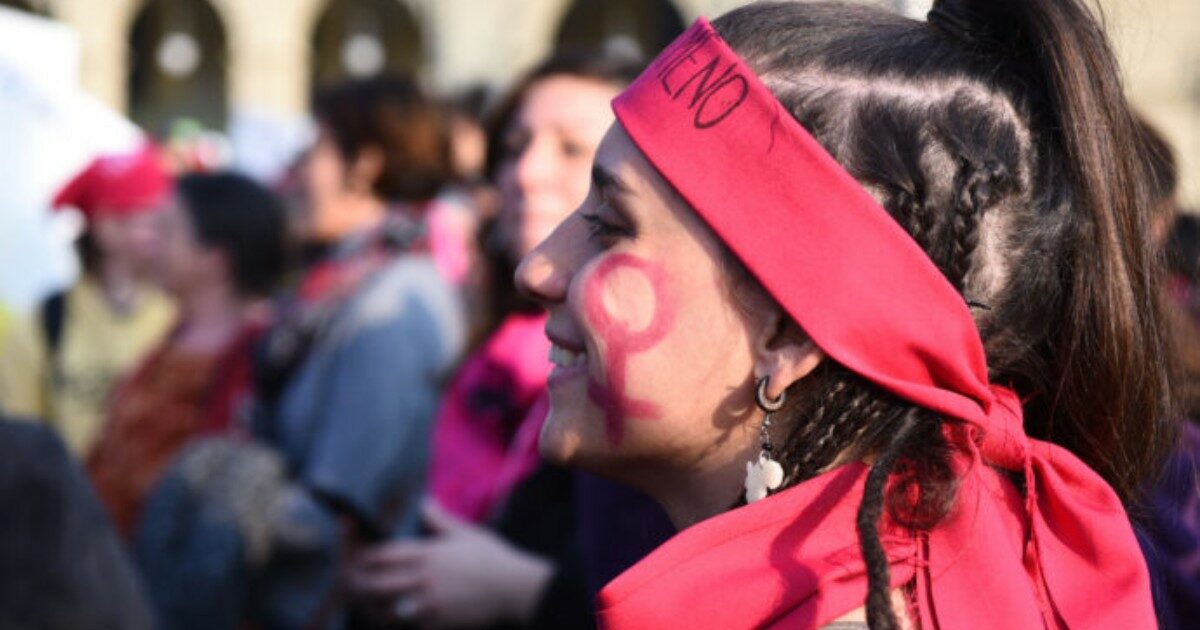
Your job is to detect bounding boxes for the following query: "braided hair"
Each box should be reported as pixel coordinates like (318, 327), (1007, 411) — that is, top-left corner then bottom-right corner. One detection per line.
(713, 1), (1176, 627)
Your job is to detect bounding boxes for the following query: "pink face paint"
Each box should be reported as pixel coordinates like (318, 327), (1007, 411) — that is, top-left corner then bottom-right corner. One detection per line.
(582, 252), (677, 446)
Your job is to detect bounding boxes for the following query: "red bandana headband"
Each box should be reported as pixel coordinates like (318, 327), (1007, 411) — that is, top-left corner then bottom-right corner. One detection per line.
(610, 18), (1153, 628)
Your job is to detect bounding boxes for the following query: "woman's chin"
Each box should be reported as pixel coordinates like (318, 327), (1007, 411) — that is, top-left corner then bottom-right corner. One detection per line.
(537, 406), (587, 466)
(538, 402), (621, 473)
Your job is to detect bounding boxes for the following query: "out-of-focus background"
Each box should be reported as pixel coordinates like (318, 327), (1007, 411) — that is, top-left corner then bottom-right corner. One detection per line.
(1, 3), (1198, 629)
(0, 0), (1196, 309)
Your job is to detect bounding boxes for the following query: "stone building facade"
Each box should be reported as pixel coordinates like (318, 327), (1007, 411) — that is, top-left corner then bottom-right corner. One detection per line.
(3, 0), (1197, 204)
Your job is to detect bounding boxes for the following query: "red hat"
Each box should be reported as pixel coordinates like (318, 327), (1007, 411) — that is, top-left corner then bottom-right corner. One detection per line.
(52, 144), (173, 221)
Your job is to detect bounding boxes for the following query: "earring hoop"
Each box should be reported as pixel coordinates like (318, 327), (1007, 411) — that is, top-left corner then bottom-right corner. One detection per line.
(755, 376), (785, 413)
(747, 376), (786, 502)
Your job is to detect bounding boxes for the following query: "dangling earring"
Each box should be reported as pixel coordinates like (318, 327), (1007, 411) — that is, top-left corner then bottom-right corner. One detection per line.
(745, 376), (786, 503)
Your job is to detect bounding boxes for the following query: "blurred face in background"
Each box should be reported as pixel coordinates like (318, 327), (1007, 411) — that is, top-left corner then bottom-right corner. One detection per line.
(495, 75), (620, 261)
(301, 127), (385, 243)
(89, 206), (168, 280)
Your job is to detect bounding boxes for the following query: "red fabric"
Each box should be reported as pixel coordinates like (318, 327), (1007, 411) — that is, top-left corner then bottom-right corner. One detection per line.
(597, 465), (918, 628)
(601, 18), (1155, 629)
(52, 143), (173, 221)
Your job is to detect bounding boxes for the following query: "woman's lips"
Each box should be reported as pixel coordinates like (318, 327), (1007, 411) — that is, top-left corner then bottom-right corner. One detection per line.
(547, 342), (588, 387)
(549, 343), (586, 368)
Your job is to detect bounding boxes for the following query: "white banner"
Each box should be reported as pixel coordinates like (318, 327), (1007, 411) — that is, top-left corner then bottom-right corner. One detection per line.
(0, 5), (141, 312)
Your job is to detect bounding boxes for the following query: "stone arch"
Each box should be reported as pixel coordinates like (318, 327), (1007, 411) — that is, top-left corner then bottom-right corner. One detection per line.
(554, 0), (686, 60)
(127, 0), (228, 134)
(310, 0), (424, 89)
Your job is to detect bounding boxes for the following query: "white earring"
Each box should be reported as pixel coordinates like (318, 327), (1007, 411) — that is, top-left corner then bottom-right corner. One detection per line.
(745, 377), (785, 503)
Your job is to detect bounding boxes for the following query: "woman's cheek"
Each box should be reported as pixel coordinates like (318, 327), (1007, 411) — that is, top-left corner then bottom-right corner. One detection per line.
(582, 253), (678, 447)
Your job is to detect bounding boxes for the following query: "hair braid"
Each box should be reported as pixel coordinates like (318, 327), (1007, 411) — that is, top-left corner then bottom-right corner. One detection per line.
(944, 160), (985, 290)
(856, 408), (929, 630)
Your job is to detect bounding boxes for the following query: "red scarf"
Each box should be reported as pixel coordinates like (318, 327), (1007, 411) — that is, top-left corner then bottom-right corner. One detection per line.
(599, 19), (1154, 629)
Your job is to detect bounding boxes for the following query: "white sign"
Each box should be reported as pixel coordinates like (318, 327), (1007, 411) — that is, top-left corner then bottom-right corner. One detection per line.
(0, 6), (141, 312)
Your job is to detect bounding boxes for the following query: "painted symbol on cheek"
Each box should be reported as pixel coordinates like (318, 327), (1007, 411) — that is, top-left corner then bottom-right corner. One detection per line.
(582, 252), (677, 446)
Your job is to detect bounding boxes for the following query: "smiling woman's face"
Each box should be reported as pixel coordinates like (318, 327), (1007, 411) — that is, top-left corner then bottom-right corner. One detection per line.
(516, 124), (764, 490)
(496, 74), (620, 261)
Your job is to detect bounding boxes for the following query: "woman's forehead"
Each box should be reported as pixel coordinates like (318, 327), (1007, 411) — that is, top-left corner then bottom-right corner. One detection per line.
(595, 125), (665, 195)
(594, 123), (719, 246)
(517, 75), (618, 129)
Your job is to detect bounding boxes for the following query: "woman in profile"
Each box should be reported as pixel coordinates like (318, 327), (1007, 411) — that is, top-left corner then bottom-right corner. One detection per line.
(517, 1), (1172, 627)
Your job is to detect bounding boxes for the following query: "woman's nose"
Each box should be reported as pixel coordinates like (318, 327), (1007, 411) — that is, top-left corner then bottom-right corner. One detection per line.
(513, 136), (557, 196)
(515, 214), (585, 306)
(515, 244), (567, 306)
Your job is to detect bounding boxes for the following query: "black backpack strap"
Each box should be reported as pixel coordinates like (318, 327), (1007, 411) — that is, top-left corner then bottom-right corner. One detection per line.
(41, 291), (67, 358)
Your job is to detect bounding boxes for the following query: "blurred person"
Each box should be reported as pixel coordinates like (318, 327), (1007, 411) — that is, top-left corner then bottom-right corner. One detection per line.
(431, 54), (633, 525)
(1167, 215), (1200, 322)
(0, 144), (175, 456)
(1140, 115), (1182, 247)
(1136, 113), (1200, 630)
(86, 172), (286, 538)
(348, 51), (674, 630)
(0, 415), (153, 629)
(131, 75), (465, 629)
(1150, 212), (1200, 630)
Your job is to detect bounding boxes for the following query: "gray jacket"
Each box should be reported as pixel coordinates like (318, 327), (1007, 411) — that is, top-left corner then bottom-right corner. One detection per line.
(135, 252), (464, 629)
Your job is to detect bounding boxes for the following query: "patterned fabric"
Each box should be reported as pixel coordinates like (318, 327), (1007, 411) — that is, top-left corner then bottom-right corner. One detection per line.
(429, 311), (551, 522)
(87, 322), (262, 537)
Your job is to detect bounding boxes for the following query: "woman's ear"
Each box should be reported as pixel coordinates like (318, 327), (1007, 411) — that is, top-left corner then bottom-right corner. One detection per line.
(753, 310), (825, 401)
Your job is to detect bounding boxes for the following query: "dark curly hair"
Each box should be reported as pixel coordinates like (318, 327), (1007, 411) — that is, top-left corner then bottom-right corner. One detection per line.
(712, 1), (1177, 627)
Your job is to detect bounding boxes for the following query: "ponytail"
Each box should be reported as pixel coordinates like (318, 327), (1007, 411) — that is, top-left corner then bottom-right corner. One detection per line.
(929, 0), (1175, 500)
(713, 1), (1177, 627)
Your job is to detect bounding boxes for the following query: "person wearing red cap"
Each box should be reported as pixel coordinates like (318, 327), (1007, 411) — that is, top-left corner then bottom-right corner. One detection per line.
(0, 144), (175, 456)
(515, 1), (1173, 628)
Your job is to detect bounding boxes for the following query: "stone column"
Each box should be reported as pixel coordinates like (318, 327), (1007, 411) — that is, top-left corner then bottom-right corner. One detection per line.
(423, 0), (569, 93)
(48, 0), (141, 111)
(212, 0), (325, 116)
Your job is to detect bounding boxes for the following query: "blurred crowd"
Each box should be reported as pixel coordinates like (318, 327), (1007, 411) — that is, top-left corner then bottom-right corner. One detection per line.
(0, 40), (1196, 630)
(0, 46), (675, 630)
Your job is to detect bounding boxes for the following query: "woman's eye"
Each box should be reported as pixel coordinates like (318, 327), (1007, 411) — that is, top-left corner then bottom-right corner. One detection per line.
(561, 140), (587, 158)
(582, 206), (634, 244)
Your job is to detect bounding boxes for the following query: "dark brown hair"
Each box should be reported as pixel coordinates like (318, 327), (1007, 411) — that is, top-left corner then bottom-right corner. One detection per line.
(712, 2), (1176, 627)
(176, 172), (286, 298)
(312, 75), (453, 203)
(483, 49), (643, 180)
